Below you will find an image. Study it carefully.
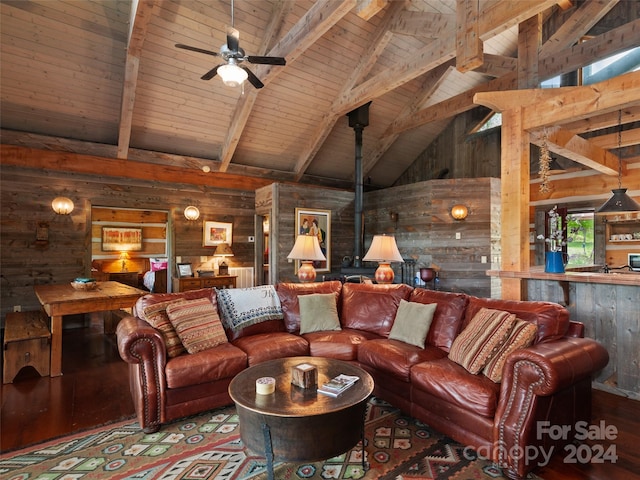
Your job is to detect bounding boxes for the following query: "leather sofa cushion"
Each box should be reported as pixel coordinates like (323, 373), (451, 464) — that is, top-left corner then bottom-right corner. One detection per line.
(359, 339), (447, 382)
(232, 332), (309, 366)
(463, 295), (569, 344)
(165, 342), (247, 389)
(409, 289), (469, 352)
(302, 328), (381, 361)
(411, 357), (500, 418)
(340, 283), (413, 337)
(276, 281), (343, 333)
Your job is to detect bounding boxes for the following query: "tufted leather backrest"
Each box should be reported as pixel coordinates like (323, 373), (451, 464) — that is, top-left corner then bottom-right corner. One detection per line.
(340, 283), (413, 337)
(463, 295), (570, 344)
(409, 288), (469, 352)
(276, 281), (343, 334)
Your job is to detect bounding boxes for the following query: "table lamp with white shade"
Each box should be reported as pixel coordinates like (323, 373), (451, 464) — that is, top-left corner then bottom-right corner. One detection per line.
(362, 234), (404, 284)
(287, 234), (326, 282)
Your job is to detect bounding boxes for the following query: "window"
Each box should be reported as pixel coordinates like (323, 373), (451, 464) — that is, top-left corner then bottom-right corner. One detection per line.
(566, 210), (595, 267)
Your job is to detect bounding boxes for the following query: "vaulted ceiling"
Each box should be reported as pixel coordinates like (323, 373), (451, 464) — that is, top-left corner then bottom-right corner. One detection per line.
(1, 0), (639, 190)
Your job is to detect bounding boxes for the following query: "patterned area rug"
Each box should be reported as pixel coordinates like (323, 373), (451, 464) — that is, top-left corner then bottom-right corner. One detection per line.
(0, 397), (540, 480)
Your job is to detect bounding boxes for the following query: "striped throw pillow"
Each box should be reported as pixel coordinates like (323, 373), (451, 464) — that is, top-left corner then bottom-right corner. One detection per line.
(483, 318), (537, 383)
(166, 297), (228, 354)
(448, 308), (516, 374)
(142, 300), (187, 358)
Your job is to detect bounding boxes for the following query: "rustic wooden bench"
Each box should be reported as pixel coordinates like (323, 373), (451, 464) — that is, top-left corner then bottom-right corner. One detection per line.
(3, 310), (51, 383)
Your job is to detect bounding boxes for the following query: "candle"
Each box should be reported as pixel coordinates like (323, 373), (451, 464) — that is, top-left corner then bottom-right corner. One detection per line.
(256, 376), (275, 395)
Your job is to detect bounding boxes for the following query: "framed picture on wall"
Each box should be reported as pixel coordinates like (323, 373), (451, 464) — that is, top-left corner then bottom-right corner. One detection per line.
(203, 221), (233, 247)
(294, 208), (331, 274)
(101, 227), (143, 251)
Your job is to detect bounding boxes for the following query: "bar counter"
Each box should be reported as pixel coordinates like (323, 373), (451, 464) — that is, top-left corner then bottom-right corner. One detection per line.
(487, 266), (639, 399)
(487, 266), (639, 286)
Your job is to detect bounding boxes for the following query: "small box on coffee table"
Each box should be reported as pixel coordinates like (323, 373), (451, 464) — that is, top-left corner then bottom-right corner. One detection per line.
(291, 362), (317, 389)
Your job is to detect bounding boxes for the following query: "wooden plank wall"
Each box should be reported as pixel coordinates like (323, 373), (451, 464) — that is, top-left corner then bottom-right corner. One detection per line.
(0, 164), (257, 324)
(257, 183), (356, 284)
(364, 178), (500, 297)
(91, 206), (168, 273)
(527, 279), (639, 399)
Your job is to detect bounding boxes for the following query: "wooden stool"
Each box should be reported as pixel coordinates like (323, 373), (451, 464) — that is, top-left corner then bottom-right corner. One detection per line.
(3, 310), (51, 383)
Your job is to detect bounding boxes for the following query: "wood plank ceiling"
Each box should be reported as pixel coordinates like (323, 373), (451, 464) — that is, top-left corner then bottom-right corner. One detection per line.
(1, 0), (639, 190)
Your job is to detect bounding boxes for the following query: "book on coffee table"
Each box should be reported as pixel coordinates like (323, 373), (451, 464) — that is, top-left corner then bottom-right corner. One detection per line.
(317, 374), (359, 397)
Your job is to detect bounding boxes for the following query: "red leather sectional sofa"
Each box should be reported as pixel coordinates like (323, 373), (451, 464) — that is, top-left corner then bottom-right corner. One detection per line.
(116, 281), (608, 479)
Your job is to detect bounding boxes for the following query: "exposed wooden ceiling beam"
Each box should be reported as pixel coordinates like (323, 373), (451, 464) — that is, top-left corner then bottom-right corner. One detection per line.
(456, 0), (483, 73)
(218, 0), (356, 173)
(587, 127), (640, 149)
(217, 0), (292, 173)
(331, 0), (558, 117)
(1, 145), (274, 191)
(292, 1), (405, 181)
(117, 0), (158, 160)
(539, 18), (640, 80)
(389, 11), (454, 38)
(364, 63), (454, 178)
(539, 0), (619, 58)
(562, 106), (640, 133)
(355, 0), (387, 20)
(530, 126), (623, 176)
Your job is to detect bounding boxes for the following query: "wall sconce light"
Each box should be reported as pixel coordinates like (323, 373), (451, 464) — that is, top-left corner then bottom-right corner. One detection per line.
(362, 234), (404, 284)
(52, 196), (74, 215)
(184, 206), (200, 221)
(390, 212), (399, 229)
(450, 204), (468, 221)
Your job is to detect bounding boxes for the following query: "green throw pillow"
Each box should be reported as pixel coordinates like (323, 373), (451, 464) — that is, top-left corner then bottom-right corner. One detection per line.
(298, 293), (342, 334)
(388, 299), (437, 348)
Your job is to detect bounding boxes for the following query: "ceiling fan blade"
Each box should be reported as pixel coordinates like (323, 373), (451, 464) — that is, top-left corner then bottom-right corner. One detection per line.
(201, 65), (220, 81)
(241, 66), (264, 89)
(227, 27), (240, 52)
(247, 55), (286, 66)
(175, 44), (219, 57)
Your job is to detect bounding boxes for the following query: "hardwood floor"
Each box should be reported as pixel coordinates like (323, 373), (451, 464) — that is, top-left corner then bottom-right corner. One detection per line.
(1, 325), (639, 479)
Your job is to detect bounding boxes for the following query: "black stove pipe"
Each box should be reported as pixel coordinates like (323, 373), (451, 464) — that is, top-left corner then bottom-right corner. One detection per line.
(347, 102), (371, 268)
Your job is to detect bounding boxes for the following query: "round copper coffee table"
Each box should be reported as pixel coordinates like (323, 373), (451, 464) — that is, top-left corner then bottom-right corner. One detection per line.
(228, 356), (374, 479)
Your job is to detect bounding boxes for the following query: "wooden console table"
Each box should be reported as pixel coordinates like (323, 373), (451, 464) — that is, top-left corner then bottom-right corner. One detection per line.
(172, 275), (237, 292)
(34, 281), (145, 376)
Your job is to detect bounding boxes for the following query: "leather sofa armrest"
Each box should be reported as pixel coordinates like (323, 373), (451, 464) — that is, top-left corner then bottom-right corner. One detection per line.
(116, 315), (167, 364)
(499, 337), (609, 396)
(116, 316), (167, 433)
(493, 337), (609, 479)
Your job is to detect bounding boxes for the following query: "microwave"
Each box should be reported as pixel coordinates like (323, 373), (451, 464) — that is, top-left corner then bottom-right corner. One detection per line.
(629, 253), (640, 272)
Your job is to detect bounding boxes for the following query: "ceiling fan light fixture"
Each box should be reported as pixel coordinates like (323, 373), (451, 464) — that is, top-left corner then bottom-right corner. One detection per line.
(218, 63), (247, 87)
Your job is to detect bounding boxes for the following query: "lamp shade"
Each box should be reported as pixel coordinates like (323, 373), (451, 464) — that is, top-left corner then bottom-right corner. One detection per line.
(596, 188), (640, 214)
(287, 235), (326, 261)
(287, 235), (326, 283)
(214, 243), (234, 256)
(363, 234), (403, 284)
(218, 63), (248, 87)
(184, 205), (200, 221)
(51, 196), (74, 215)
(362, 235), (404, 263)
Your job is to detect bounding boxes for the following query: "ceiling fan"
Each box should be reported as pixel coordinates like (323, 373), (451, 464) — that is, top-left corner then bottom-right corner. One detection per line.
(175, 0), (286, 89)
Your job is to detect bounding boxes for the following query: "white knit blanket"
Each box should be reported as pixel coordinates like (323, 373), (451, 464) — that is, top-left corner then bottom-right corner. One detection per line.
(216, 285), (283, 332)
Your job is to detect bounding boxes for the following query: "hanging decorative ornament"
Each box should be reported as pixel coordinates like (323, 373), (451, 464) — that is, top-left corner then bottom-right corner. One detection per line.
(538, 129), (551, 193)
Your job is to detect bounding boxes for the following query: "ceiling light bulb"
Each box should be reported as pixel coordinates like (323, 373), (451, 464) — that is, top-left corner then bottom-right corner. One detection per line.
(218, 64), (248, 87)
